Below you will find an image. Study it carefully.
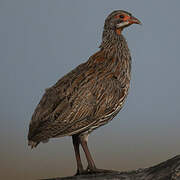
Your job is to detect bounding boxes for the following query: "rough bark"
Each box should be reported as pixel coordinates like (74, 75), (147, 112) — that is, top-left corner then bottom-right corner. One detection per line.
(43, 155), (180, 180)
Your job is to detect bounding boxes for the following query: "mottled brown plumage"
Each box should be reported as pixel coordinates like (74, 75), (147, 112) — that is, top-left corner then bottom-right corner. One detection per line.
(28, 10), (141, 174)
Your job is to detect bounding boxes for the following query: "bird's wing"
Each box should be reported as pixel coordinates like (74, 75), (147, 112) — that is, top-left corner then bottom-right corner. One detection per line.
(28, 62), (97, 141)
(28, 51), (127, 142)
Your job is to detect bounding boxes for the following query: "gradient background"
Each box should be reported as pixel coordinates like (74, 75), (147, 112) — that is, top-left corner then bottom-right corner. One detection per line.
(1, 0), (180, 179)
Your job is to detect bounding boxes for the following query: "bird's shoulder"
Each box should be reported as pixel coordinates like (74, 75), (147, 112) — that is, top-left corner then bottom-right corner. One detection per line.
(29, 50), (122, 125)
(28, 50), (127, 139)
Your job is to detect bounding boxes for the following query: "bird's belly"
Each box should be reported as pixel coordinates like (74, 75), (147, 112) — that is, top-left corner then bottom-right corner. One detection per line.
(85, 93), (127, 134)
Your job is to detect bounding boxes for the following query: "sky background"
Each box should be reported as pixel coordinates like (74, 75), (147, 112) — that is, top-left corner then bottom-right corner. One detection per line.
(0, 0), (180, 179)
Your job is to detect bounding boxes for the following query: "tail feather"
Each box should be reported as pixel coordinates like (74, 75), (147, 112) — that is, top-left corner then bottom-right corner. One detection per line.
(28, 140), (39, 149)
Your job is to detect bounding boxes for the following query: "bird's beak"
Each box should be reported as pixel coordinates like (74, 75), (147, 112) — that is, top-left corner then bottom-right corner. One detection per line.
(129, 16), (142, 25)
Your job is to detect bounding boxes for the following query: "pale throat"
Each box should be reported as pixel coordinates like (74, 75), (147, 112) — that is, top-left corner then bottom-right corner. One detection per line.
(116, 21), (129, 28)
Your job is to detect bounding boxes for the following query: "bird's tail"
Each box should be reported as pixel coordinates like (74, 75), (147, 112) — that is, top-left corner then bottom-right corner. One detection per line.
(28, 140), (39, 149)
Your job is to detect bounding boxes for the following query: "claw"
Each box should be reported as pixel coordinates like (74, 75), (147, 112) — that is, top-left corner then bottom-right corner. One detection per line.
(83, 167), (118, 174)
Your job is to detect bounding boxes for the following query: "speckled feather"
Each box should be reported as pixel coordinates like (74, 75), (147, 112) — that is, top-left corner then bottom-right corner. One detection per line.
(28, 11), (131, 147)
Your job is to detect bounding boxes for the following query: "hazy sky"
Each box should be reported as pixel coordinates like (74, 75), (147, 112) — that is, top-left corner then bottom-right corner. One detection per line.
(0, 0), (180, 179)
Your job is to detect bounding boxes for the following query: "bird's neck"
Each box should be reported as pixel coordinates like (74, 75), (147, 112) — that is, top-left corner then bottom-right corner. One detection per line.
(100, 29), (130, 61)
(98, 29), (132, 85)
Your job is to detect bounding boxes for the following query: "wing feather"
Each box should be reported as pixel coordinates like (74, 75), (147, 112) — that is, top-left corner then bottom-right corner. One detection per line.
(28, 50), (127, 143)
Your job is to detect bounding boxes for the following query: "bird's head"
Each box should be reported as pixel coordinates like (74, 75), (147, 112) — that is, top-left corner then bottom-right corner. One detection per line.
(104, 10), (141, 35)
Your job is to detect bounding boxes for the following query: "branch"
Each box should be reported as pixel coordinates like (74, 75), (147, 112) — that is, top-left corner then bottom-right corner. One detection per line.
(43, 155), (180, 180)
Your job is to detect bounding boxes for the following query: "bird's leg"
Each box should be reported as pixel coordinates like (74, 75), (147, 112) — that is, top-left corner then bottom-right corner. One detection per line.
(79, 134), (97, 172)
(72, 135), (84, 175)
(80, 134), (118, 174)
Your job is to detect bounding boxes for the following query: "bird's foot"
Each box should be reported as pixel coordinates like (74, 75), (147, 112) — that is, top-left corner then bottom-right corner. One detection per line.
(83, 167), (118, 174)
(74, 167), (86, 176)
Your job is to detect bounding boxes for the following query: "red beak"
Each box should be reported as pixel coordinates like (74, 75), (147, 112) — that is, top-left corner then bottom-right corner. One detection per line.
(129, 16), (142, 25)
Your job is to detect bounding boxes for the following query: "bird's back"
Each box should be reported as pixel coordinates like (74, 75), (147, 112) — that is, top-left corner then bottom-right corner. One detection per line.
(28, 35), (131, 147)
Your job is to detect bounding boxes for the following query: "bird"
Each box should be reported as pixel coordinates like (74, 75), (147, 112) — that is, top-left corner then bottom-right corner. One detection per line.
(28, 10), (141, 175)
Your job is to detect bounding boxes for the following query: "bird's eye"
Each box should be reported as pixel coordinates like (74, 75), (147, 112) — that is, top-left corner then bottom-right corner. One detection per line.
(119, 15), (124, 19)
